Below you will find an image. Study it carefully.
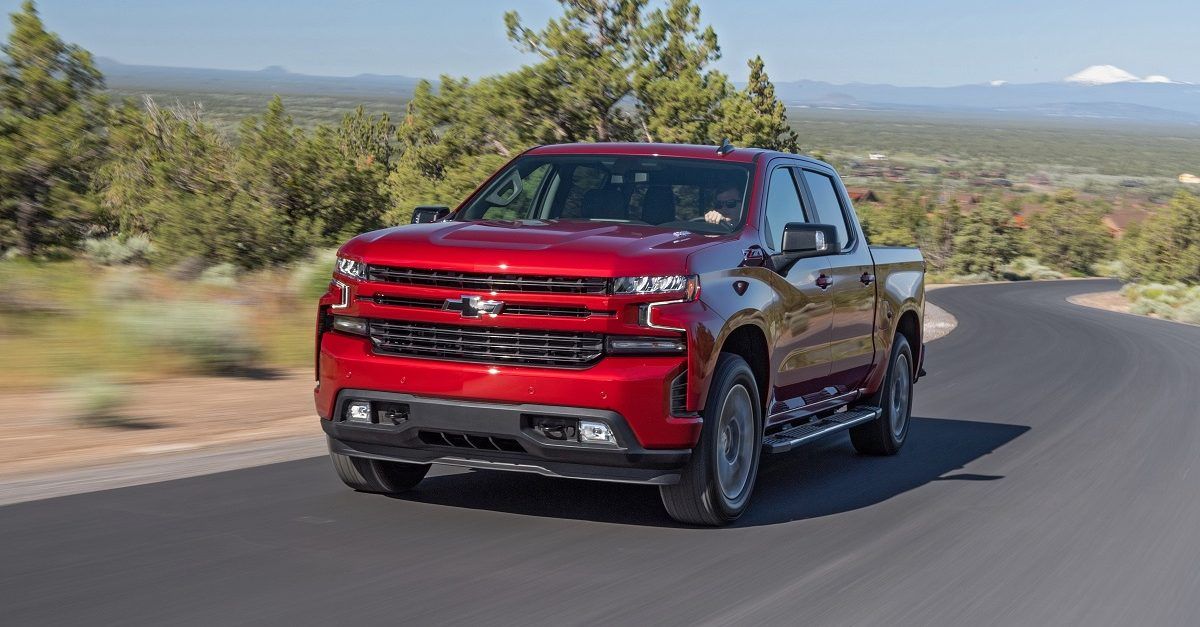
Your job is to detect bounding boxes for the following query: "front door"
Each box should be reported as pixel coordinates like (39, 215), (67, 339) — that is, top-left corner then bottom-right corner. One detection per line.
(761, 165), (835, 420)
(800, 168), (877, 394)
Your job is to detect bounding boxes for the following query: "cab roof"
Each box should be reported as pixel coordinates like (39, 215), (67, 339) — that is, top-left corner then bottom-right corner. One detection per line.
(525, 142), (792, 165)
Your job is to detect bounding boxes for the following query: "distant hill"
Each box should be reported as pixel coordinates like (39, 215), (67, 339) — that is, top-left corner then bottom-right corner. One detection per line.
(769, 67), (1200, 124)
(97, 58), (422, 99)
(97, 59), (1200, 125)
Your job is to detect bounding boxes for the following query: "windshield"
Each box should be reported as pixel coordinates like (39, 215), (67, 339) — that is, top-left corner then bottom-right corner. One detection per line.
(455, 155), (752, 234)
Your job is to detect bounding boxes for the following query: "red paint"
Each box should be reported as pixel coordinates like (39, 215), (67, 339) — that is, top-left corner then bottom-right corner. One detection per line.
(316, 143), (924, 452)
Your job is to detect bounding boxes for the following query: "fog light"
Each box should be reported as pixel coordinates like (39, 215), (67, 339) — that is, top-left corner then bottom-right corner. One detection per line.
(579, 420), (616, 445)
(346, 400), (372, 423)
(332, 316), (368, 336)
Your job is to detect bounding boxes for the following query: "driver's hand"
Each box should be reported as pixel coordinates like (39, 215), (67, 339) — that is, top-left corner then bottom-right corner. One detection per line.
(705, 210), (726, 224)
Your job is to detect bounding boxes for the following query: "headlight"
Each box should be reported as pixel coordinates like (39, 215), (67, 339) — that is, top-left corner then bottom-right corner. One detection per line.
(612, 275), (699, 299)
(335, 256), (366, 280)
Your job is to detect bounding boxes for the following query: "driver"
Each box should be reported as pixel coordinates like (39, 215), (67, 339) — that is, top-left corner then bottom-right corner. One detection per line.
(704, 185), (743, 225)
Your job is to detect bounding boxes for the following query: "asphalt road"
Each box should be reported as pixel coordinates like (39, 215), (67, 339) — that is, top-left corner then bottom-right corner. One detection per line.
(5, 279), (1200, 626)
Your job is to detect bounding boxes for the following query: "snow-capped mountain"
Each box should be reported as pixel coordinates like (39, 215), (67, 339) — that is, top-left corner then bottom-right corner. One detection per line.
(1065, 65), (1177, 85)
(1065, 65), (1141, 85)
(768, 65), (1198, 123)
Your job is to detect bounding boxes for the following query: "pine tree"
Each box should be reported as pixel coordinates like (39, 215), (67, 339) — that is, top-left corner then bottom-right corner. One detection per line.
(1121, 190), (1200, 284)
(742, 55), (799, 151)
(950, 200), (1020, 276)
(1026, 190), (1113, 275)
(0, 0), (107, 255)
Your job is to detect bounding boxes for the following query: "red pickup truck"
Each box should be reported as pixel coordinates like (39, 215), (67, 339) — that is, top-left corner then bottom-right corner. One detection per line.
(316, 142), (925, 525)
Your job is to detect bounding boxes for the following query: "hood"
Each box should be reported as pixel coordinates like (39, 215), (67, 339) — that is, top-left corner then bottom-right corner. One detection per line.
(340, 219), (730, 277)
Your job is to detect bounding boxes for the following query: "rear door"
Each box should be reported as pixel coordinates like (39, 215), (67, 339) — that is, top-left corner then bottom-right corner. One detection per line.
(798, 167), (877, 394)
(761, 163), (835, 419)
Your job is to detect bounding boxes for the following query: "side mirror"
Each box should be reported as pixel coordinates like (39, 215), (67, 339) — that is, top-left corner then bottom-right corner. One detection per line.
(411, 205), (450, 224)
(781, 223), (840, 258)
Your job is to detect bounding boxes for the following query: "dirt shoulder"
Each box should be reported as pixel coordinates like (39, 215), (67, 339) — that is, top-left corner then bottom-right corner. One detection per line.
(1068, 290), (1132, 315)
(0, 370), (318, 478)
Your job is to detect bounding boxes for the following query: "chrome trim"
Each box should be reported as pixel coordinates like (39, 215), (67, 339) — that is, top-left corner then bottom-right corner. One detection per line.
(433, 456), (680, 486)
(330, 280), (350, 310)
(645, 298), (688, 332)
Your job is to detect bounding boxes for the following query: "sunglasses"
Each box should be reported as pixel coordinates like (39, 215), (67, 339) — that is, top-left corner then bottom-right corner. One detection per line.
(713, 199), (741, 210)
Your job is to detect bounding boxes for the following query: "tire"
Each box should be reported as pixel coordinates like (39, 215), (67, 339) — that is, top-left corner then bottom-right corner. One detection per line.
(849, 334), (914, 456)
(329, 446), (430, 494)
(660, 353), (763, 526)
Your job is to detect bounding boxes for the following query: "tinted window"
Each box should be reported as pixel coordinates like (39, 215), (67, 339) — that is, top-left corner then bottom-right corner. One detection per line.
(763, 167), (806, 251)
(802, 170), (851, 249)
(464, 163), (553, 221)
(457, 156), (751, 234)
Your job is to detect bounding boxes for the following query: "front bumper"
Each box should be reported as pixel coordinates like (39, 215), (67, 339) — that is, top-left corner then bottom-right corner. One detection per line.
(316, 331), (702, 449)
(324, 389), (690, 485)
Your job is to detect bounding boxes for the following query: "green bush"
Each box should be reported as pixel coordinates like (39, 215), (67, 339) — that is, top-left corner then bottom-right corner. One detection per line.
(1123, 282), (1200, 323)
(1092, 259), (1126, 278)
(1001, 257), (1064, 281)
(96, 268), (149, 303)
(198, 263), (239, 288)
(83, 235), (153, 265)
(67, 376), (130, 427)
(288, 249), (337, 300)
(118, 301), (264, 375)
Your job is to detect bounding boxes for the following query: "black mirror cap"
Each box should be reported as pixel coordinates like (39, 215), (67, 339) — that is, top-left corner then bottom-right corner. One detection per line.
(781, 223), (841, 258)
(411, 205), (451, 224)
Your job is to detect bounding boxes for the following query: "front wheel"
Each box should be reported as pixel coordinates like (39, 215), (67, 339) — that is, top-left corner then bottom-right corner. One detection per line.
(329, 445), (430, 494)
(849, 334), (914, 456)
(660, 353), (763, 526)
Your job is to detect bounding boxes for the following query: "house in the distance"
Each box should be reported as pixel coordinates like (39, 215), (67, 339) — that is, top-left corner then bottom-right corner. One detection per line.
(1180, 173), (1200, 185)
(845, 188), (879, 203)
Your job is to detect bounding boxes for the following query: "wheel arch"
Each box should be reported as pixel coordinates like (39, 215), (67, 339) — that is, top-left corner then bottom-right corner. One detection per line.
(712, 320), (770, 415)
(894, 306), (921, 376)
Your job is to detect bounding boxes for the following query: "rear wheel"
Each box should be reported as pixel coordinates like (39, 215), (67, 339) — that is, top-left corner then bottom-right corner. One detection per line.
(850, 334), (914, 456)
(329, 446), (430, 494)
(660, 353), (763, 526)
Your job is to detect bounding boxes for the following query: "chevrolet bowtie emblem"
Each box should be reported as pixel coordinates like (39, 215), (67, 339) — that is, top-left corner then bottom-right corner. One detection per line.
(444, 295), (504, 318)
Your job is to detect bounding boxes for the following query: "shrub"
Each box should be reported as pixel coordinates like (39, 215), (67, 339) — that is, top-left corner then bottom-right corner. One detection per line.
(96, 268), (149, 303)
(1001, 257), (1064, 281)
(83, 235), (153, 265)
(118, 301), (264, 375)
(288, 249), (337, 300)
(67, 376), (130, 427)
(1091, 259), (1126, 278)
(1123, 282), (1200, 322)
(1177, 300), (1200, 325)
(198, 263), (239, 288)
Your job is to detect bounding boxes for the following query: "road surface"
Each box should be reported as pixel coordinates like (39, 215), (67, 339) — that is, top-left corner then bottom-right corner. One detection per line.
(4, 279), (1200, 625)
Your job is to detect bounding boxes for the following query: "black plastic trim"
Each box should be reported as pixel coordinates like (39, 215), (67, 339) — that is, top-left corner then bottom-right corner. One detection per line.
(323, 389), (691, 485)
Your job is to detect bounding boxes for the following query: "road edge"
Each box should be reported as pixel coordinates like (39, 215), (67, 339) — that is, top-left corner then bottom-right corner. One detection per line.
(0, 433), (326, 506)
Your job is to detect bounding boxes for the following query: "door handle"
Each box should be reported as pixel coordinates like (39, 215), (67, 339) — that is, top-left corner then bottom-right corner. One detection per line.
(816, 274), (833, 290)
(860, 272), (875, 286)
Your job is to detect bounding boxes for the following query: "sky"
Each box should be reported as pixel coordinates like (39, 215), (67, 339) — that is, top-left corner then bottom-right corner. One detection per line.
(2, 0), (1197, 86)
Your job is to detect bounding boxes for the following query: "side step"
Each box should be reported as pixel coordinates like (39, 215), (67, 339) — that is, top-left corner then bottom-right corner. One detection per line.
(762, 406), (882, 454)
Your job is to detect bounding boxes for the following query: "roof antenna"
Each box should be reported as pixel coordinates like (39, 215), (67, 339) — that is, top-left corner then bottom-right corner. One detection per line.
(716, 138), (735, 156)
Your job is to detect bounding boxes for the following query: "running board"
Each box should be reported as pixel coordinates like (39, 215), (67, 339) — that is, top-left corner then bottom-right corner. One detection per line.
(762, 406), (882, 454)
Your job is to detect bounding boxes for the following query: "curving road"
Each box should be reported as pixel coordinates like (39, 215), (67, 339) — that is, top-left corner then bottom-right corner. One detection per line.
(4, 279), (1200, 625)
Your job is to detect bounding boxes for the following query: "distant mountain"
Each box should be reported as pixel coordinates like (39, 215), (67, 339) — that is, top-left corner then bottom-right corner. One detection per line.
(97, 58), (422, 98)
(97, 59), (1200, 124)
(770, 66), (1200, 123)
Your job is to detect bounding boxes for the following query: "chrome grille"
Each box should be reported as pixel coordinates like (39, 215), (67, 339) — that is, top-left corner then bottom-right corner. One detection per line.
(363, 295), (607, 318)
(367, 266), (608, 294)
(368, 319), (605, 367)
